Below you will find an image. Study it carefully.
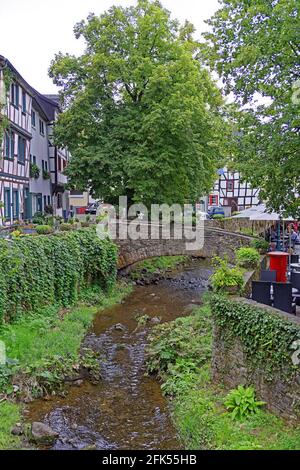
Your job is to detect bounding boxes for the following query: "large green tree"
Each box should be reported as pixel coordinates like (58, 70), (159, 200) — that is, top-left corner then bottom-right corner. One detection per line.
(49, 0), (228, 207)
(203, 0), (300, 217)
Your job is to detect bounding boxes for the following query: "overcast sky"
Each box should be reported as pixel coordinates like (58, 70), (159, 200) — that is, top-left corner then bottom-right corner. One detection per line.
(0, 0), (220, 93)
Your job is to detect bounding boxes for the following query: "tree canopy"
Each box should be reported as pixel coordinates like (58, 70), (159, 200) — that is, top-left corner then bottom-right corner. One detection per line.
(49, 0), (228, 207)
(203, 0), (300, 217)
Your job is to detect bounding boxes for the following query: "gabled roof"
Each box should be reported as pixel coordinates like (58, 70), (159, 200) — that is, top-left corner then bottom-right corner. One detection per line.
(0, 54), (60, 122)
(0, 54), (34, 96)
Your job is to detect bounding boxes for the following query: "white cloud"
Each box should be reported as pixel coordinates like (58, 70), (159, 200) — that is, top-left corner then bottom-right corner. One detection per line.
(0, 0), (219, 93)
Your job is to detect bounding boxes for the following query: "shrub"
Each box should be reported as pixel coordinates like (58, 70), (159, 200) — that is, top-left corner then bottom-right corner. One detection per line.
(32, 212), (45, 225)
(212, 214), (225, 220)
(11, 230), (22, 239)
(44, 204), (53, 215)
(210, 257), (244, 293)
(250, 238), (269, 254)
(224, 385), (265, 420)
(81, 222), (90, 227)
(236, 247), (260, 268)
(59, 223), (73, 232)
(35, 225), (54, 235)
(0, 228), (118, 323)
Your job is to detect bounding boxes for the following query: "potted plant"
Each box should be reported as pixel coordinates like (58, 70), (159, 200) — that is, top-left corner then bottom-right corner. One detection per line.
(42, 169), (50, 180)
(210, 256), (244, 294)
(30, 163), (40, 179)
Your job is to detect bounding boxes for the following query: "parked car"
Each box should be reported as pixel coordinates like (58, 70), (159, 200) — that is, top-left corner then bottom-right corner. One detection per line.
(207, 206), (225, 218)
(85, 202), (100, 215)
(196, 210), (210, 220)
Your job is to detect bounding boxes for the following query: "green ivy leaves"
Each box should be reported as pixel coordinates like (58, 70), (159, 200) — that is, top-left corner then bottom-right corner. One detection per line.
(210, 295), (300, 381)
(0, 228), (118, 323)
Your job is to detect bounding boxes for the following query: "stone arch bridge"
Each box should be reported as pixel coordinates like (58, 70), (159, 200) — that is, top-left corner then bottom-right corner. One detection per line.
(115, 222), (253, 269)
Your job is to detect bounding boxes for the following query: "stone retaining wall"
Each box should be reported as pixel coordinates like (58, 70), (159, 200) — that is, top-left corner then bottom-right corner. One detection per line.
(211, 297), (300, 421)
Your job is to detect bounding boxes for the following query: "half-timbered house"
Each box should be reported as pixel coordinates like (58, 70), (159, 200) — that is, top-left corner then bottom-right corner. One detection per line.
(208, 168), (260, 215)
(0, 55), (32, 224)
(0, 57), (70, 224)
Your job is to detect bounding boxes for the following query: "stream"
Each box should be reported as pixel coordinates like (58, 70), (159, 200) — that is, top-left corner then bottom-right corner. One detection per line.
(27, 259), (213, 450)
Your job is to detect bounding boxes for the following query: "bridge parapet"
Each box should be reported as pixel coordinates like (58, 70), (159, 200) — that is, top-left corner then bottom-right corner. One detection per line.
(115, 222), (253, 269)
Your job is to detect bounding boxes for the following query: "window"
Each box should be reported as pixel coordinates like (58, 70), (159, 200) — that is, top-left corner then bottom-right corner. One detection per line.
(58, 157), (62, 172)
(4, 131), (10, 158)
(4, 131), (14, 159)
(12, 190), (19, 219)
(57, 193), (62, 209)
(43, 195), (47, 208)
(4, 188), (11, 219)
(44, 161), (48, 171)
(47, 195), (51, 205)
(31, 110), (36, 127)
(18, 136), (26, 163)
(32, 155), (36, 164)
(209, 195), (219, 206)
(227, 180), (234, 192)
(22, 90), (26, 113)
(11, 83), (19, 107)
(39, 119), (44, 135)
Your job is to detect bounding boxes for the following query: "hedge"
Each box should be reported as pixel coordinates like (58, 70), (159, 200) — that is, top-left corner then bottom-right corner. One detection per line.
(0, 228), (118, 323)
(210, 294), (300, 381)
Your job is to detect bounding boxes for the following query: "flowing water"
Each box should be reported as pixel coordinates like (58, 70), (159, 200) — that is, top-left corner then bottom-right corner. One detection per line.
(27, 259), (213, 450)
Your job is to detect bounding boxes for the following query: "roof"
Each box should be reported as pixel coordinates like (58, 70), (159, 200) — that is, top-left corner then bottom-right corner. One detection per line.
(0, 54), (34, 96)
(0, 54), (60, 121)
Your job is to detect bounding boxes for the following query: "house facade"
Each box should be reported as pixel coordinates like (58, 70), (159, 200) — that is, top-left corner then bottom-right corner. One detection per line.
(0, 56), (32, 224)
(208, 168), (260, 216)
(0, 56), (70, 225)
(31, 93), (70, 219)
(29, 97), (52, 216)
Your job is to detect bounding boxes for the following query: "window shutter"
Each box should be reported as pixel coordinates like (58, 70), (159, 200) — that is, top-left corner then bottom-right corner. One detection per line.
(5, 131), (10, 157)
(16, 85), (19, 107)
(10, 132), (14, 157)
(18, 135), (21, 160)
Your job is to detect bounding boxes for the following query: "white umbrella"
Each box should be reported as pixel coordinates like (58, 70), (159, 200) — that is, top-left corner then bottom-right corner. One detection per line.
(250, 212), (294, 221)
(231, 204), (266, 219)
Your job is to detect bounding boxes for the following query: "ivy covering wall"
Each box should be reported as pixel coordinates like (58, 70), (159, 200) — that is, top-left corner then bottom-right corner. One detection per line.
(210, 294), (300, 382)
(0, 228), (118, 322)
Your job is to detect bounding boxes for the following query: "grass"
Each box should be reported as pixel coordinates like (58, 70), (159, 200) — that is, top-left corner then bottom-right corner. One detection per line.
(130, 255), (189, 280)
(0, 401), (22, 449)
(0, 282), (132, 450)
(146, 301), (300, 450)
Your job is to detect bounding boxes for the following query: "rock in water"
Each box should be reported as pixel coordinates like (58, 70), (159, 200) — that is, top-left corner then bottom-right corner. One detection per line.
(151, 316), (161, 324)
(11, 423), (23, 436)
(113, 323), (126, 332)
(31, 422), (59, 444)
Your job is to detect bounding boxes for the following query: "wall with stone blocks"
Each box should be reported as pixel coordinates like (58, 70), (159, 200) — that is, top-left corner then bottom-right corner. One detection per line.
(117, 225), (252, 269)
(211, 297), (300, 421)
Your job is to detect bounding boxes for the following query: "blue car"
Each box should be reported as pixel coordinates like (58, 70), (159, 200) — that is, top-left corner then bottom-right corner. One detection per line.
(207, 206), (225, 218)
